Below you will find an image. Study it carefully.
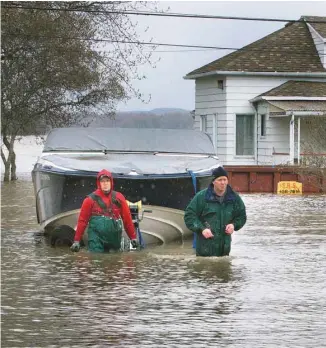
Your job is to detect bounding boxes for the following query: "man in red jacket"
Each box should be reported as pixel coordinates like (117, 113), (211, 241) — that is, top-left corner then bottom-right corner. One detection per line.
(70, 169), (138, 252)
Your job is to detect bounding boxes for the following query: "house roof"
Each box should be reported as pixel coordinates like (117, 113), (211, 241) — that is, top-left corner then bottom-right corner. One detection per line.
(304, 16), (326, 38)
(268, 100), (326, 114)
(259, 81), (326, 98)
(186, 17), (326, 78)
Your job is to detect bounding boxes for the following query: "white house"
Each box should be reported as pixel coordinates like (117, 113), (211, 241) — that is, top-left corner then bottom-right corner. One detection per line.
(185, 16), (326, 166)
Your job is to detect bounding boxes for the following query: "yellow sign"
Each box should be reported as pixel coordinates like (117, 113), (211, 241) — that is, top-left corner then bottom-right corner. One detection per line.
(277, 181), (302, 195)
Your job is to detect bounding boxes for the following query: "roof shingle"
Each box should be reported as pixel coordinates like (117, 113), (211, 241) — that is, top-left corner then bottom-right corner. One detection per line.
(260, 80), (326, 97)
(268, 100), (326, 112)
(303, 16), (326, 38)
(186, 18), (326, 77)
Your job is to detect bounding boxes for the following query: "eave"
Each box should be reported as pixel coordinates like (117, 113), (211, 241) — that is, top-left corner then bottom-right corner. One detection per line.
(184, 70), (326, 80)
(250, 96), (326, 103)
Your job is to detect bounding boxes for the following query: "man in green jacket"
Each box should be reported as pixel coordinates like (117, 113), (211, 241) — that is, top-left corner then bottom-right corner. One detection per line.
(184, 167), (246, 257)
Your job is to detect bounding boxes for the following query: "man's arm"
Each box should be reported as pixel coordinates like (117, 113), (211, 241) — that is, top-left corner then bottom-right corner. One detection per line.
(184, 193), (206, 233)
(232, 195), (247, 231)
(74, 197), (93, 241)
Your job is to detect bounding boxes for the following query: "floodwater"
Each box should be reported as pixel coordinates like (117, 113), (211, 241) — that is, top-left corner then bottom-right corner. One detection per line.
(1, 179), (326, 348)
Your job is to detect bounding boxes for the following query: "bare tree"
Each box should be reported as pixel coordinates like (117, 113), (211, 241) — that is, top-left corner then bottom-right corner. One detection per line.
(297, 116), (326, 192)
(1, 1), (161, 181)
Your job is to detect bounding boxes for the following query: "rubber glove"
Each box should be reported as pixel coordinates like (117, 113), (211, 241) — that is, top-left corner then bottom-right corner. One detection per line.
(70, 241), (81, 252)
(130, 239), (139, 249)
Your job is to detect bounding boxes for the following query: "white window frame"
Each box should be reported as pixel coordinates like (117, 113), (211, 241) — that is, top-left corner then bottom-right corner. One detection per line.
(235, 114), (255, 157)
(260, 114), (266, 137)
(200, 115), (207, 133)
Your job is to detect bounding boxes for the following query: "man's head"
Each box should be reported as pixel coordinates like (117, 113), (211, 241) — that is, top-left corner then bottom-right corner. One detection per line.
(97, 170), (113, 194)
(99, 175), (111, 192)
(212, 167), (228, 194)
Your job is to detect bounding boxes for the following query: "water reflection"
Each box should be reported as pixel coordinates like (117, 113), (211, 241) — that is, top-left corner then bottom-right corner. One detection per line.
(188, 257), (233, 283)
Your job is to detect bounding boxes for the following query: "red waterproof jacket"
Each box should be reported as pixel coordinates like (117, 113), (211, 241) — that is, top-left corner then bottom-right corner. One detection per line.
(74, 169), (136, 242)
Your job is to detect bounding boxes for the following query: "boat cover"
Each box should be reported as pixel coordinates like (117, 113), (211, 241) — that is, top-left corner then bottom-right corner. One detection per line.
(44, 127), (216, 155)
(40, 152), (220, 175)
(40, 128), (220, 175)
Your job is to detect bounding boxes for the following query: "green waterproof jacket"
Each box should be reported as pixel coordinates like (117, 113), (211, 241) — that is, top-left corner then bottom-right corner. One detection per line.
(184, 184), (246, 257)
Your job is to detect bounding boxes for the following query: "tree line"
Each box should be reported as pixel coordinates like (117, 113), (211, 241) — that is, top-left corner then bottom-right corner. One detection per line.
(1, 1), (160, 181)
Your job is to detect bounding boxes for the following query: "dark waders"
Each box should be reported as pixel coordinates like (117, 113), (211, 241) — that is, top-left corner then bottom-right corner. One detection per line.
(87, 192), (123, 253)
(196, 232), (231, 257)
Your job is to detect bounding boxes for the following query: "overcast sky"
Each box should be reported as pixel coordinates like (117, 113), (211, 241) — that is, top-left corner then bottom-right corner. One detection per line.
(117, 1), (326, 112)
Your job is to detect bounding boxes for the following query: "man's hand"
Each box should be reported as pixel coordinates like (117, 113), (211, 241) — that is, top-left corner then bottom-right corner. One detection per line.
(202, 228), (214, 239)
(225, 224), (234, 235)
(70, 241), (81, 252)
(130, 239), (139, 249)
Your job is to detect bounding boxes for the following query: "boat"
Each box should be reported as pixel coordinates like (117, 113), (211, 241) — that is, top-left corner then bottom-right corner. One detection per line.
(32, 127), (221, 247)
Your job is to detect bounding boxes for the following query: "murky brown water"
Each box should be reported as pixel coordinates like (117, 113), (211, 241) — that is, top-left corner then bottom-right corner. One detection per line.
(1, 179), (326, 348)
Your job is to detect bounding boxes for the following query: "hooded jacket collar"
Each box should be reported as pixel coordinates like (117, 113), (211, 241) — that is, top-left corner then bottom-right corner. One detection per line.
(205, 184), (237, 203)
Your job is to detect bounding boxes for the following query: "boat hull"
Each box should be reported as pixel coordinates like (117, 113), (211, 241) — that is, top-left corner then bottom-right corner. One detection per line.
(42, 205), (190, 246)
(32, 169), (212, 246)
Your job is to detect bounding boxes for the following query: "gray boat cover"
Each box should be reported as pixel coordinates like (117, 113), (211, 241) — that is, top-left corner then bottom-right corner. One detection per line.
(40, 153), (220, 175)
(40, 128), (220, 175)
(44, 128), (216, 155)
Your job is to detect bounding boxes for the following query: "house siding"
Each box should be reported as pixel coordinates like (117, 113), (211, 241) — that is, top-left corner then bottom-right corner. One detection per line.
(194, 77), (227, 161)
(307, 24), (326, 68)
(257, 102), (291, 165)
(256, 104), (326, 166)
(225, 75), (290, 165)
(194, 75), (326, 166)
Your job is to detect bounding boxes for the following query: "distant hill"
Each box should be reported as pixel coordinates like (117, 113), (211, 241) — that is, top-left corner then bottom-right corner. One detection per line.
(22, 108), (195, 135)
(150, 108), (189, 114)
(82, 108), (194, 129)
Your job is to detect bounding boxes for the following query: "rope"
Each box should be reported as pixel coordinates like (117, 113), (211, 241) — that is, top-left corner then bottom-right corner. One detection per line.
(188, 170), (197, 248)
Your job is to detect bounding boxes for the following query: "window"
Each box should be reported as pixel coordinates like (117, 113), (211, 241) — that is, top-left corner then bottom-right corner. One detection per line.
(217, 80), (224, 89)
(200, 115), (207, 132)
(236, 114), (254, 156)
(261, 114), (266, 136)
